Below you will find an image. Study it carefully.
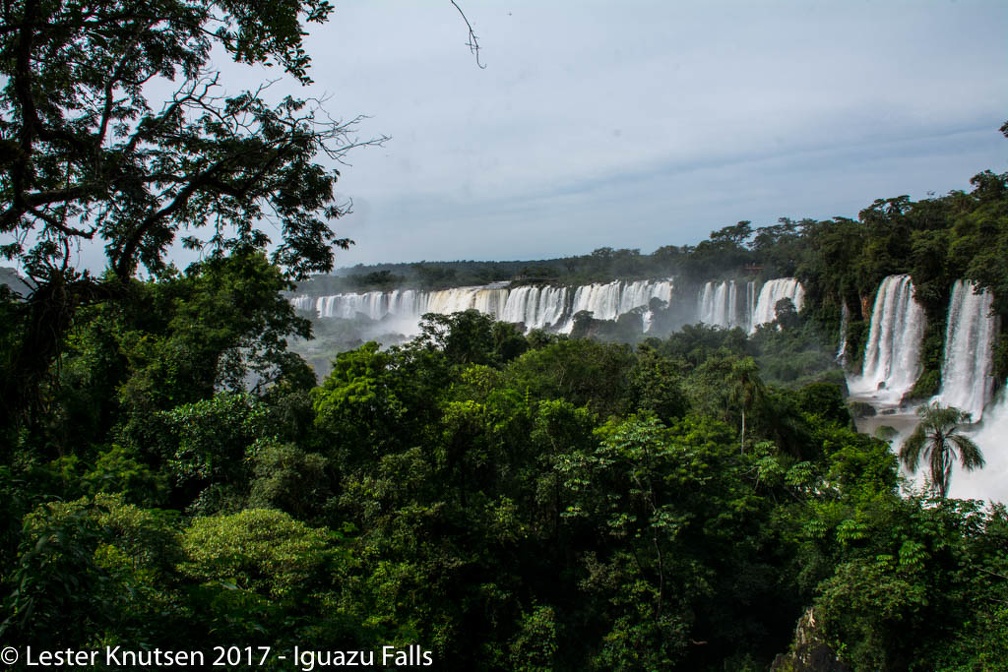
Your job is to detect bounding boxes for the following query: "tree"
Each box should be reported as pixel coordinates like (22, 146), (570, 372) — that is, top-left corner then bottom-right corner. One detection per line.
(178, 508), (345, 643)
(0, 0), (367, 279)
(0, 0), (381, 430)
(417, 309), (498, 367)
(710, 220), (754, 248)
(502, 339), (635, 417)
(774, 297), (800, 331)
(899, 403), (984, 498)
(1, 494), (184, 649)
(728, 356), (764, 453)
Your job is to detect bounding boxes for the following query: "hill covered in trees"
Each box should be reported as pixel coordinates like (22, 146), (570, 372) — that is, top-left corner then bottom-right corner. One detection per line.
(2, 165), (1007, 670)
(2, 0), (1007, 668)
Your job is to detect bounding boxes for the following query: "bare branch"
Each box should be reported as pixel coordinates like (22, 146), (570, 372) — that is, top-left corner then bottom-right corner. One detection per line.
(450, 0), (486, 69)
(28, 206), (97, 240)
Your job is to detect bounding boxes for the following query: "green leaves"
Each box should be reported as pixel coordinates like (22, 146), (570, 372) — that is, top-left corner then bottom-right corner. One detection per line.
(0, 0), (364, 280)
(162, 393), (266, 484)
(0, 0), (381, 432)
(899, 403), (985, 498)
(180, 508), (335, 599)
(2, 494), (182, 648)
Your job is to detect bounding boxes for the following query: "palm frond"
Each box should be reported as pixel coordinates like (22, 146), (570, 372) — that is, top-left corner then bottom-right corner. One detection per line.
(898, 403), (985, 498)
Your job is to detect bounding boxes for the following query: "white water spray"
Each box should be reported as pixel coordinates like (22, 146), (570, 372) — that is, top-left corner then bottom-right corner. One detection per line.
(933, 280), (998, 420)
(294, 280), (675, 335)
(847, 275), (925, 405)
(750, 278), (805, 332)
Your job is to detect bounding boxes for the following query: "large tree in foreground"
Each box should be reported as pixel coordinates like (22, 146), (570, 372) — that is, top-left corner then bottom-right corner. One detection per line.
(899, 402), (984, 498)
(0, 0), (378, 429)
(0, 0), (371, 280)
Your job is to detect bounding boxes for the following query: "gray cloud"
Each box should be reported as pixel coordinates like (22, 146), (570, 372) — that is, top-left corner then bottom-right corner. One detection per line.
(14, 1), (1006, 273)
(300, 1), (1008, 266)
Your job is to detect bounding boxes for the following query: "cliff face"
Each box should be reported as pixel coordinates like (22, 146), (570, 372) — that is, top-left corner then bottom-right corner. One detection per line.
(772, 608), (849, 672)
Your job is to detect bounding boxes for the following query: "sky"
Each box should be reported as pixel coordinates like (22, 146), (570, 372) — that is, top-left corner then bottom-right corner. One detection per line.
(244, 0), (1008, 269)
(6, 1), (1002, 274)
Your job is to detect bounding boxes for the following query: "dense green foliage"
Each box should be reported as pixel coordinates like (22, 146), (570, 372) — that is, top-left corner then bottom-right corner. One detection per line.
(3, 266), (1008, 669)
(2, 1), (1007, 668)
(0, 0), (380, 435)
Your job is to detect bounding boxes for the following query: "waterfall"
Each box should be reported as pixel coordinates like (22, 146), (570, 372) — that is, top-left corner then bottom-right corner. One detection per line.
(622, 279), (674, 315)
(698, 281), (737, 329)
(750, 278), (805, 331)
(569, 281), (626, 322)
(696, 280), (760, 330)
(291, 295), (316, 313)
(296, 277), (818, 338)
(746, 280), (757, 330)
(424, 286), (509, 317)
(557, 279), (674, 332)
(499, 285), (569, 330)
(695, 277), (803, 332)
(294, 279), (675, 335)
(299, 289), (425, 320)
(933, 280), (998, 420)
(947, 384), (1008, 501)
(837, 303), (849, 364)
(848, 275), (926, 405)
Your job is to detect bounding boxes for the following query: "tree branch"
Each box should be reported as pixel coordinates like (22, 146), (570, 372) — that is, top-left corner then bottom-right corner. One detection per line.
(450, 0), (485, 69)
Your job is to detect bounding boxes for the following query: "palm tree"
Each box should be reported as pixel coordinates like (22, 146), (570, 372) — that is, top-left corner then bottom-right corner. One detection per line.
(728, 356), (764, 453)
(899, 402), (984, 498)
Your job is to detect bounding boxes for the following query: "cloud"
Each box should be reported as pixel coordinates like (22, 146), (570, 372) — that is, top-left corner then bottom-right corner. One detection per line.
(14, 0), (1005, 273)
(296, 1), (1008, 266)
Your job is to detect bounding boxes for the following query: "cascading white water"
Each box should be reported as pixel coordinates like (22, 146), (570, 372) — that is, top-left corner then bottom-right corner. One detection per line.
(558, 279), (674, 332)
(498, 286), (569, 330)
(300, 289), (425, 320)
(848, 275), (926, 405)
(746, 280), (757, 330)
(696, 277), (804, 331)
(933, 280), (998, 420)
(290, 294), (316, 313)
(750, 278), (805, 331)
(698, 280), (737, 328)
(945, 384), (1008, 501)
(622, 280), (674, 315)
(569, 281), (625, 322)
(424, 286), (510, 317)
(296, 276), (812, 338)
(837, 303), (850, 364)
(696, 280), (760, 330)
(294, 279), (675, 335)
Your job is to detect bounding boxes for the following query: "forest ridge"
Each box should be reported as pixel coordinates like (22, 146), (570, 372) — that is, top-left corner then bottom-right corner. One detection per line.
(2, 2), (1008, 670)
(2, 168), (1008, 670)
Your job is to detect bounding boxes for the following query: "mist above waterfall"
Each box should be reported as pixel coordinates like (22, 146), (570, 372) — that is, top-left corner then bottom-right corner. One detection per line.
(956, 390), (1008, 500)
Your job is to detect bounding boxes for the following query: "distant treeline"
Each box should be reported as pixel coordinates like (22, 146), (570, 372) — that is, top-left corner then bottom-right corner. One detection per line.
(299, 249), (684, 294)
(300, 168), (1008, 388)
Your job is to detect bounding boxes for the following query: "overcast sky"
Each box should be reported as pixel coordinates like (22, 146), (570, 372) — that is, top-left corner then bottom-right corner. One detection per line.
(200, 1), (1006, 268)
